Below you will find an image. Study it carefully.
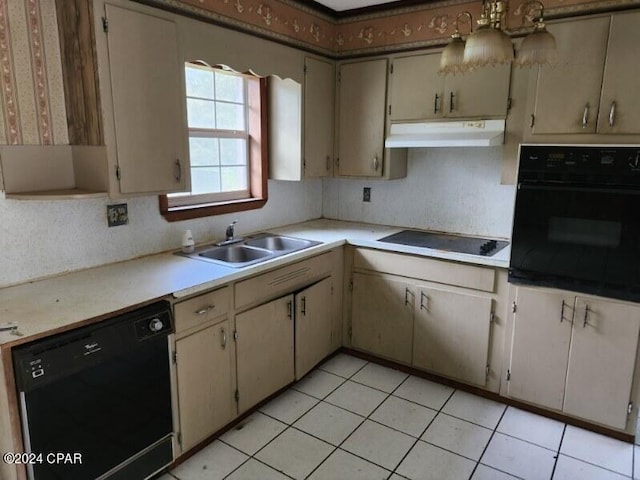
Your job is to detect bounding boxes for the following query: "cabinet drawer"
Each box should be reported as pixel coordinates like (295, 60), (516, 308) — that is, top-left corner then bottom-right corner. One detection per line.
(174, 287), (230, 334)
(354, 248), (495, 293)
(235, 252), (332, 309)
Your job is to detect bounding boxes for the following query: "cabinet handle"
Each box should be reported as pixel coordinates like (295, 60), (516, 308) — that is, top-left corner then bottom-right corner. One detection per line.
(420, 291), (429, 311)
(372, 156), (379, 171)
(560, 300), (566, 323)
(449, 92), (455, 113)
(326, 155), (331, 171)
(434, 93), (440, 114)
(609, 101), (616, 127)
(301, 297), (306, 316)
(583, 304), (590, 328)
(287, 300), (293, 319)
(404, 287), (411, 306)
(530, 114), (535, 129)
(195, 304), (215, 315)
(175, 158), (182, 183)
(581, 104), (589, 129)
(221, 327), (227, 349)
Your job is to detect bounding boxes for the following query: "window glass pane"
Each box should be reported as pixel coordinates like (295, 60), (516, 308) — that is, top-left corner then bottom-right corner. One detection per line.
(187, 99), (215, 129)
(221, 166), (248, 191)
(186, 66), (214, 99)
(216, 102), (245, 131)
(215, 71), (244, 103)
(220, 138), (247, 166)
(189, 137), (220, 167)
(191, 167), (221, 195)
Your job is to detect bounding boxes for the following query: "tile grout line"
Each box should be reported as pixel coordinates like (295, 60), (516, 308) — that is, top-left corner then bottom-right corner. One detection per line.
(468, 402), (509, 480)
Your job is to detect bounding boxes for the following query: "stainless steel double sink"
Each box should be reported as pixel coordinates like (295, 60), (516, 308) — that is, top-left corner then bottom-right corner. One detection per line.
(178, 233), (321, 268)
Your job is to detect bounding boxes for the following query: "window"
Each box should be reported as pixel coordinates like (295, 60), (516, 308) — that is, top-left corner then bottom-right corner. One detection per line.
(160, 62), (267, 221)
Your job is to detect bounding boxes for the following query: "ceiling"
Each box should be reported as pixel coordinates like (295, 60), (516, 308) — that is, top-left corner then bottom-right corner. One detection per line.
(310, 0), (404, 12)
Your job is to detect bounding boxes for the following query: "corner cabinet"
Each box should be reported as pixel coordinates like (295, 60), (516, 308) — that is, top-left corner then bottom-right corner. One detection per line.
(95, 1), (189, 195)
(337, 59), (407, 179)
(506, 285), (640, 430)
(350, 249), (504, 389)
(389, 53), (510, 121)
(527, 11), (640, 136)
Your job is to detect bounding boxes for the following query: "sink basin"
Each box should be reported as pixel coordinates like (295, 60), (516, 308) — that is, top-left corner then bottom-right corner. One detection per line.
(178, 233), (321, 267)
(199, 245), (273, 266)
(244, 235), (315, 251)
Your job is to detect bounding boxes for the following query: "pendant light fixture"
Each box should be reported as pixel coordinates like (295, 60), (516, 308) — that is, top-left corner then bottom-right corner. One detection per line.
(439, 0), (558, 75)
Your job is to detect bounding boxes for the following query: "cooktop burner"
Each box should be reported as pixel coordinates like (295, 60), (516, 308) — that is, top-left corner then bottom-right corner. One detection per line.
(378, 230), (509, 257)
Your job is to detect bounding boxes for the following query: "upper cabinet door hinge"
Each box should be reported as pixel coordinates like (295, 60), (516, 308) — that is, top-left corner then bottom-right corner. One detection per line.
(337, 70), (341, 82)
(303, 64), (307, 75)
(172, 350), (177, 365)
(506, 369), (511, 381)
(234, 389), (240, 402)
(512, 301), (517, 313)
(349, 280), (353, 292)
(102, 17), (108, 33)
(115, 165), (121, 181)
(390, 63), (394, 74)
(388, 105), (391, 116)
(507, 97), (512, 112)
(233, 330), (238, 342)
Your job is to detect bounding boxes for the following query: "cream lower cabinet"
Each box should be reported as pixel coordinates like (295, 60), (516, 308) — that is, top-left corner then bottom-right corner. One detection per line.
(295, 277), (333, 379)
(351, 268), (494, 386)
(235, 295), (295, 413)
(413, 285), (493, 386)
(173, 287), (234, 453)
(507, 286), (640, 429)
(352, 273), (414, 364)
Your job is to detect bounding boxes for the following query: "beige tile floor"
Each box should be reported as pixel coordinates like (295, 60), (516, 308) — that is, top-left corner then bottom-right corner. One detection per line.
(158, 353), (639, 480)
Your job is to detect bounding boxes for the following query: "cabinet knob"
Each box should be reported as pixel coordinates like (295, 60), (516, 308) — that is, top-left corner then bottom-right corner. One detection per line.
(175, 158), (182, 183)
(221, 327), (227, 349)
(434, 93), (440, 114)
(372, 156), (379, 171)
(326, 155), (331, 171)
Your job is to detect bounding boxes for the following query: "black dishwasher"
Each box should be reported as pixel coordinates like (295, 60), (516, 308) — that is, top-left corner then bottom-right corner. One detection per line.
(13, 301), (174, 480)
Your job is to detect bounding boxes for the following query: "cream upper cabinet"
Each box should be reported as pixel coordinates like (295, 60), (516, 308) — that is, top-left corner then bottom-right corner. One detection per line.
(295, 277), (333, 379)
(304, 57), (335, 178)
(597, 11), (640, 134)
(99, 2), (189, 194)
(413, 285), (493, 386)
(529, 16), (609, 135)
(506, 286), (640, 429)
(389, 53), (510, 122)
(389, 54), (443, 121)
(506, 287), (573, 411)
(268, 76), (302, 181)
(235, 295), (295, 413)
(563, 297), (640, 429)
(337, 59), (388, 177)
(351, 272), (414, 364)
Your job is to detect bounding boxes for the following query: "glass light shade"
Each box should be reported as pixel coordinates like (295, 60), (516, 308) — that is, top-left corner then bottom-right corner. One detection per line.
(515, 25), (558, 67)
(463, 26), (514, 68)
(440, 35), (468, 75)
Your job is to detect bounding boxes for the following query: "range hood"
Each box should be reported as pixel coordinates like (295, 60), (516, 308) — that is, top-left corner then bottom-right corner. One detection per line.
(385, 119), (506, 148)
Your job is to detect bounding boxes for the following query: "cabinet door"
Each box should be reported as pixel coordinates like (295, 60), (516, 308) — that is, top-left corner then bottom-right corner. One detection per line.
(530, 17), (609, 134)
(269, 76), (302, 180)
(597, 11), (640, 134)
(413, 285), (492, 386)
(304, 57), (335, 177)
(444, 64), (511, 119)
(351, 273), (414, 364)
(337, 59), (387, 177)
(176, 320), (235, 452)
(235, 295), (295, 413)
(507, 288), (573, 410)
(563, 297), (640, 429)
(104, 4), (188, 194)
(295, 277), (333, 379)
(389, 54), (443, 121)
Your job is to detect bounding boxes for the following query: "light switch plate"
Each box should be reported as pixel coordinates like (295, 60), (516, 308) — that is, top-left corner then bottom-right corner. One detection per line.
(107, 203), (128, 227)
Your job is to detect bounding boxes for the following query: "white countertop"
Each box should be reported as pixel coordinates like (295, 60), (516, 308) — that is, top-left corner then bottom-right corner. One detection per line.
(0, 219), (510, 347)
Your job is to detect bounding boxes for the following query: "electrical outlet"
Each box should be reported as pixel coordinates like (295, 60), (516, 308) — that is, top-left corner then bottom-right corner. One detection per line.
(363, 187), (371, 202)
(107, 203), (128, 227)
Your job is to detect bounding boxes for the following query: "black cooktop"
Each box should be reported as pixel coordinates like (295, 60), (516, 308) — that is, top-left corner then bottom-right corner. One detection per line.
(378, 230), (509, 257)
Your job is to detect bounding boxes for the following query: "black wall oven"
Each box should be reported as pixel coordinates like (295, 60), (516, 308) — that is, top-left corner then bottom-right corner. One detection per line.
(509, 144), (640, 302)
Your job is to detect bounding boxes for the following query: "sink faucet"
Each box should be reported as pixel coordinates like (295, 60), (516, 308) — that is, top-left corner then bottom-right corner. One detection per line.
(226, 220), (238, 241)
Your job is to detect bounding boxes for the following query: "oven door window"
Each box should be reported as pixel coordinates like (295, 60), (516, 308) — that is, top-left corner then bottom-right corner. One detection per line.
(510, 185), (640, 299)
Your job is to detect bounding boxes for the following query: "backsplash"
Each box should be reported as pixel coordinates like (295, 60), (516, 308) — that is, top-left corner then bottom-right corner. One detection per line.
(322, 147), (516, 239)
(0, 179), (322, 288)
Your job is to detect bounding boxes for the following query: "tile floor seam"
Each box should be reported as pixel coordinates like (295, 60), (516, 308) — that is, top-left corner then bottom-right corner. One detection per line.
(318, 358), (369, 380)
(495, 429), (564, 454)
(548, 423), (567, 480)
(390, 391), (443, 412)
(477, 462), (526, 480)
(220, 454), (252, 480)
(471, 401), (508, 480)
(291, 375), (348, 401)
(557, 452), (634, 478)
(300, 444), (341, 479)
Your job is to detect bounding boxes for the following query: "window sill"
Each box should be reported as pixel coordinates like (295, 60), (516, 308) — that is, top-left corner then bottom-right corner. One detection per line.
(159, 196), (267, 222)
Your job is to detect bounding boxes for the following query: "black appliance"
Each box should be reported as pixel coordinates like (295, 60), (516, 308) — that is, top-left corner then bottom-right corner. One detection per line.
(13, 301), (174, 480)
(509, 144), (640, 301)
(379, 230), (509, 257)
